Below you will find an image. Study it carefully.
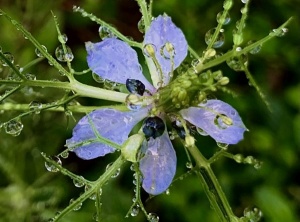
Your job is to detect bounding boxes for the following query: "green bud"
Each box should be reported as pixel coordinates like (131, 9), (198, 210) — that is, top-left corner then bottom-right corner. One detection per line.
(233, 33), (243, 46)
(177, 90), (187, 101)
(218, 77), (230, 85)
(223, 0), (233, 10)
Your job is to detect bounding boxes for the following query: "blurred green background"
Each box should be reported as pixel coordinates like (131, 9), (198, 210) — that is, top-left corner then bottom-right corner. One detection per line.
(0, 0), (299, 221)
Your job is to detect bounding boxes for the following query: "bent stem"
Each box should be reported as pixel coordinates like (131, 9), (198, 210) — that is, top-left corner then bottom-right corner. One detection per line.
(187, 144), (239, 222)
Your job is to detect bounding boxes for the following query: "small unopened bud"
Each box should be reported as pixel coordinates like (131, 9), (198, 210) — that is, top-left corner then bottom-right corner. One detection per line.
(177, 90), (187, 101)
(185, 135), (195, 147)
(218, 77), (230, 85)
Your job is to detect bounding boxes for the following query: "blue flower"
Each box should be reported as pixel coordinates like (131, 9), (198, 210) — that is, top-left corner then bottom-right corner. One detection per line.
(66, 15), (246, 195)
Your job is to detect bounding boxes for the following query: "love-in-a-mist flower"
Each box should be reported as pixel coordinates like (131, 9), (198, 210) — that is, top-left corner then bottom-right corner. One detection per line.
(66, 15), (246, 195)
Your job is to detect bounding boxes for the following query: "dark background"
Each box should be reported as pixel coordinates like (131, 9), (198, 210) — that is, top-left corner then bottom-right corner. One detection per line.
(0, 0), (299, 221)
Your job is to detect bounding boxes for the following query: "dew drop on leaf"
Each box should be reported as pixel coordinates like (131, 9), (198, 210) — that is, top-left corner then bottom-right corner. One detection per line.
(35, 45), (47, 58)
(69, 198), (83, 211)
(29, 101), (42, 114)
(216, 11), (231, 25)
(44, 156), (62, 172)
(148, 213), (159, 222)
(5, 119), (23, 136)
(1, 52), (14, 66)
(73, 176), (85, 188)
(99, 26), (115, 40)
(58, 33), (68, 44)
(130, 205), (140, 217)
(205, 28), (225, 48)
(55, 45), (74, 62)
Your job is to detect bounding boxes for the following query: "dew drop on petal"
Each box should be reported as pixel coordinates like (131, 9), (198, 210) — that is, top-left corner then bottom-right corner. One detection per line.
(205, 28), (225, 48)
(5, 119), (23, 136)
(44, 156), (62, 172)
(148, 213), (159, 222)
(160, 42), (175, 60)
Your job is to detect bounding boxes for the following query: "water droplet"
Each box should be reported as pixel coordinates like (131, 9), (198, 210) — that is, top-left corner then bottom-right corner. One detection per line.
(126, 94), (142, 110)
(137, 17), (145, 33)
(197, 127), (209, 136)
(25, 73), (36, 80)
(106, 162), (121, 178)
(1, 52), (14, 66)
(92, 73), (105, 83)
(35, 45), (47, 58)
(216, 11), (231, 25)
(271, 28), (288, 37)
(214, 114), (232, 129)
(165, 189), (170, 195)
(131, 205), (140, 217)
(60, 150), (69, 159)
(236, 20), (246, 29)
(205, 28), (225, 48)
(241, 0), (248, 3)
(160, 42), (175, 59)
(55, 45), (74, 62)
(186, 162), (193, 169)
(216, 142), (229, 150)
(226, 54), (248, 71)
(99, 26), (115, 40)
(73, 177), (85, 188)
(247, 41), (262, 54)
(44, 156), (62, 172)
(148, 213), (159, 222)
(5, 119), (23, 136)
(69, 198), (83, 211)
(29, 101), (42, 114)
(58, 33), (68, 44)
(48, 219), (54, 222)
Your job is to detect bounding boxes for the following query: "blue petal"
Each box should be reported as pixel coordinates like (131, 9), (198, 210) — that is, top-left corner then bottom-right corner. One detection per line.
(139, 131), (177, 195)
(144, 15), (188, 85)
(66, 108), (149, 160)
(86, 39), (154, 91)
(180, 100), (247, 144)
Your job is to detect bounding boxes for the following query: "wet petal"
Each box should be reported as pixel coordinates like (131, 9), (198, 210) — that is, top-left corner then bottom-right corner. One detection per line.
(86, 39), (154, 91)
(66, 108), (149, 160)
(180, 100), (247, 144)
(144, 15), (188, 86)
(139, 131), (177, 195)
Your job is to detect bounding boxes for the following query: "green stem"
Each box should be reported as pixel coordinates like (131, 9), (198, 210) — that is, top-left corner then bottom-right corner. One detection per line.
(196, 17), (293, 73)
(50, 155), (126, 221)
(0, 79), (128, 102)
(187, 144), (239, 222)
(136, 0), (151, 28)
